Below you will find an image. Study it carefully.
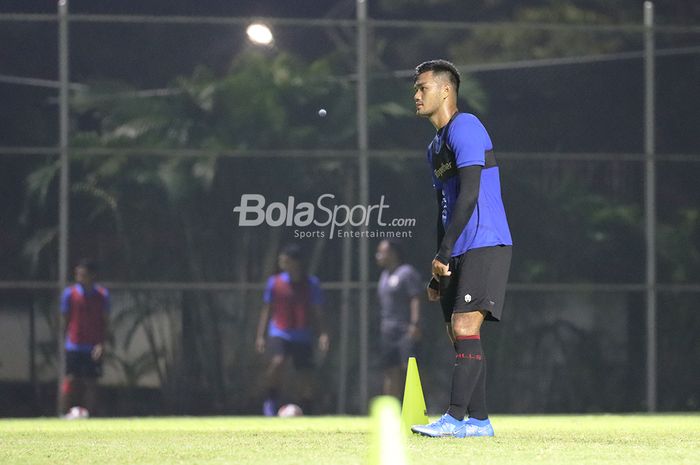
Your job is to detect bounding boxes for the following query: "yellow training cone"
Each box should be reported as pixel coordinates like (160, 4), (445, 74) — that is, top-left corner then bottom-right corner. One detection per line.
(400, 356), (428, 435)
(368, 396), (407, 465)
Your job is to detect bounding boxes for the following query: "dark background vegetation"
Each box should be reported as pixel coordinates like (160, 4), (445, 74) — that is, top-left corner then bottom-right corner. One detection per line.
(1, 1), (698, 415)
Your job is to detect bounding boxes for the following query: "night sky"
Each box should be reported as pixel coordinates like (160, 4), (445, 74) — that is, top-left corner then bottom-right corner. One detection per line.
(2, 0), (699, 153)
(3, 1), (357, 18)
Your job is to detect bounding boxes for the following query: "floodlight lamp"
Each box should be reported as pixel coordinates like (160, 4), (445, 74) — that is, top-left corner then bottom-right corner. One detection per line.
(246, 23), (274, 46)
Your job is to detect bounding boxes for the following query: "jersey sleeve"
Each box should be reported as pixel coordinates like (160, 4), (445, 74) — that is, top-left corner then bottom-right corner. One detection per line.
(309, 276), (324, 306)
(403, 267), (423, 298)
(60, 287), (72, 314)
(97, 286), (111, 313)
(263, 276), (275, 304)
(447, 114), (491, 168)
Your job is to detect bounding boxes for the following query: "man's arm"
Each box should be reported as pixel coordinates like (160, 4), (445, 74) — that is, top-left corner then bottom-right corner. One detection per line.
(308, 278), (329, 352)
(408, 295), (421, 340)
(433, 165), (482, 267)
(311, 304), (329, 353)
(436, 189), (445, 253)
(60, 288), (71, 337)
(92, 311), (109, 361)
(61, 313), (70, 337)
(255, 304), (271, 353)
(428, 189), (446, 299)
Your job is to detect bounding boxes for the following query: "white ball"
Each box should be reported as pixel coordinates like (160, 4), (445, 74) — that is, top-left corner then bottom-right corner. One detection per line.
(318, 108), (327, 117)
(277, 403), (303, 417)
(68, 406), (89, 419)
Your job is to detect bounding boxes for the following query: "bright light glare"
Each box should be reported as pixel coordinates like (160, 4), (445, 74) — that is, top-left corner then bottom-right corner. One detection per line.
(246, 23), (274, 46)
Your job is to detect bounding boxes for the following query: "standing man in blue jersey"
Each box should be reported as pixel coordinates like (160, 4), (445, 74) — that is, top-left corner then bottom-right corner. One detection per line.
(410, 60), (512, 438)
(255, 244), (329, 416)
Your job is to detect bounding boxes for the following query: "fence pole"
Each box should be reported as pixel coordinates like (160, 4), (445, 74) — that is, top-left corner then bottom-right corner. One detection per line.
(337, 175), (354, 413)
(643, 0), (657, 413)
(56, 0), (70, 416)
(356, 0), (370, 414)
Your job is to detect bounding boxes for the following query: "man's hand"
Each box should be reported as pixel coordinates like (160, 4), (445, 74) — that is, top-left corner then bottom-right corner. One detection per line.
(429, 258), (451, 301)
(255, 336), (266, 354)
(91, 343), (104, 362)
(427, 276), (441, 301)
(318, 332), (330, 353)
(432, 258), (451, 278)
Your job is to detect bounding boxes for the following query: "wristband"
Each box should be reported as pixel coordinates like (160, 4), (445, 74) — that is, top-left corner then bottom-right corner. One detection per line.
(428, 276), (440, 291)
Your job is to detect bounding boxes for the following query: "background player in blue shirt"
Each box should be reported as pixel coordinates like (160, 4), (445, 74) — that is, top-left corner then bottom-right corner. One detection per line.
(255, 244), (329, 416)
(410, 60), (513, 438)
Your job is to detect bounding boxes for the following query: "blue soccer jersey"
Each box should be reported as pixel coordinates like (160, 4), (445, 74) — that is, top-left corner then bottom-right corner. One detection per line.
(427, 113), (512, 256)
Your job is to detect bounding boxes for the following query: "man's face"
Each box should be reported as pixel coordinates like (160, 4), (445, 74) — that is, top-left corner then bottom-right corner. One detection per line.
(278, 253), (301, 274)
(74, 266), (94, 287)
(278, 254), (290, 272)
(375, 241), (392, 268)
(413, 71), (445, 118)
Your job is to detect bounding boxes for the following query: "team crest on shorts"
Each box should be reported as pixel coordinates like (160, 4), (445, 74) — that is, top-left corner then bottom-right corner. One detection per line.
(464, 294), (472, 303)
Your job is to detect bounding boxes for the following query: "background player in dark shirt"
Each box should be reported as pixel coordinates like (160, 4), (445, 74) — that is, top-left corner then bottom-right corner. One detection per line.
(59, 259), (110, 417)
(411, 60), (513, 438)
(255, 244), (329, 416)
(375, 239), (423, 399)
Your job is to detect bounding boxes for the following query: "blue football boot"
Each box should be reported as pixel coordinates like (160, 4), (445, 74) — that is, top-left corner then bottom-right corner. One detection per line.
(411, 413), (468, 438)
(464, 417), (495, 437)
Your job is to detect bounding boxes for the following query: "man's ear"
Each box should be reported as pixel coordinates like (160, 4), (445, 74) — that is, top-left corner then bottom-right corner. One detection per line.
(442, 83), (451, 100)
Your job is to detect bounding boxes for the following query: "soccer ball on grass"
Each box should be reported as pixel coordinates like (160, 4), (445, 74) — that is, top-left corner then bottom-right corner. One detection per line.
(65, 406), (90, 419)
(277, 403), (303, 417)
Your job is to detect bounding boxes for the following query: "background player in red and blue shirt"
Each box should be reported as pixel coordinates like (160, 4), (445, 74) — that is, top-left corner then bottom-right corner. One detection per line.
(255, 244), (329, 416)
(59, 259), (110, 417)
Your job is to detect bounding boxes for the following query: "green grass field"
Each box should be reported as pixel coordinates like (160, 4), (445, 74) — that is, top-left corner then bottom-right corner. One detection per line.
(1, 414), (698, 465)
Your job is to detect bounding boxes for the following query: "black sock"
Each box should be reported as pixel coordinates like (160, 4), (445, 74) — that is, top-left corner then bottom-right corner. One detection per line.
(447, 335), (484, 421)
(467, 358), (488, 420)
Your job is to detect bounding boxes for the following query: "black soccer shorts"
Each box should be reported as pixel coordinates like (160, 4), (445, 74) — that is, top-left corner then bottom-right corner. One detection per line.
(379, 326), (418, 369)
(65, 350), (103, 378)
(439, 245), (512, 323)
(267, 336), (314, 369)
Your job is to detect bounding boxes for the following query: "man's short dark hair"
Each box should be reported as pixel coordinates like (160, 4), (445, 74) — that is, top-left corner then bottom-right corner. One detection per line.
(414, 59), (461, 93)
(280, 243), (303, 262)
(383, 239), (404, 261)
(77, 258), (98, 274)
